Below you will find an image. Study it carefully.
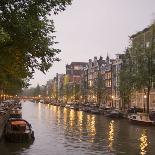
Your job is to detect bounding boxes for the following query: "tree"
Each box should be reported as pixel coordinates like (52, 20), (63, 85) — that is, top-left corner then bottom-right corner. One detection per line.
(130, 24), (155, 113)
(0, 0), (72, 94)
(119, 50), (134, 109)
(120, 23), (155, 113)
(33, 84), (40, 97)
(73, 83), (80, 101)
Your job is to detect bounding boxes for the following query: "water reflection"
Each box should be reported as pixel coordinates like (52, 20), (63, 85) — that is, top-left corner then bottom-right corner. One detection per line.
(4, 102), (154, 155)
(108, 120), (114, 151)
(57, 107), (61, 125)
(37, 102), (42, 121)
(87, 115), (96, 143)
(0, 142), (33, 155)
(63, 108), (68, 125)
(78, 111), (83, 125)
(77, 111), (84, 141)
(69, 109), (75, 127)
(139, 129), (148, 155)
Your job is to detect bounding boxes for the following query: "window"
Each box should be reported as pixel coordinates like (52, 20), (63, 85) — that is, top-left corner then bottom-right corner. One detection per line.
(74, 65), (82, 70)
(146, 42), (150, 48)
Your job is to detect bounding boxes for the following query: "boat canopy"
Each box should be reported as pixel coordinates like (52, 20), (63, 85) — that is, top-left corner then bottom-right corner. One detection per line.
(11, 121), (26, 126)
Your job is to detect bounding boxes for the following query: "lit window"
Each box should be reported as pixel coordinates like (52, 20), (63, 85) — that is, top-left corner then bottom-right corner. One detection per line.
(146, 42), (150, 48)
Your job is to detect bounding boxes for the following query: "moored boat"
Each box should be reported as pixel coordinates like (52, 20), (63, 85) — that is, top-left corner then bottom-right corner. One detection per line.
(128, 113), (155, 126)
(5, 118), (35, 143)
(39, 100), (44, 104)
(10, 108), (22, 118)
(105, 109), (124, 118)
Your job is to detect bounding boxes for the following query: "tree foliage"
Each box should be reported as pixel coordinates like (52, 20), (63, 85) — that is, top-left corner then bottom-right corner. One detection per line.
(119, 50), (134, 107)
(119, 23), (155, 112)
(0, 0), (72, 94)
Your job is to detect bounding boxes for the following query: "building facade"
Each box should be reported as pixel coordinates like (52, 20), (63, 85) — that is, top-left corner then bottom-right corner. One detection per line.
(130, 23), (155, 110)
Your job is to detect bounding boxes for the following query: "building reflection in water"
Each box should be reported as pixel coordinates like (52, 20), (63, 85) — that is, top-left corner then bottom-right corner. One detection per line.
(139, 129), (148, 155)
(108, 120), (114, 151)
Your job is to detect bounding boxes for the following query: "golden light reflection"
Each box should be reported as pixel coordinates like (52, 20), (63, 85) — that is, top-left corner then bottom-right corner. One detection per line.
(38, 102), (41, 110)
(63, 108), (67, 125)
(86, 115), (96, 143)
(57, 107), (61, 125)
(69, 109), (75, 127)
(108, 120), (114, 150)
(52, 106), (57, 113)
(78, 111), (83, 125)
(37, 102), (42, 121)
(49, 104), (53, 110)
(77, 111), (84, 141)
(139, 130), (148, 155)
(87, 114), (91, 120)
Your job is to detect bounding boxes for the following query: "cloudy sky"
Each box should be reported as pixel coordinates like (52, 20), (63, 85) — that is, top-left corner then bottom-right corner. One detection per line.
(29, 0), (155, 87)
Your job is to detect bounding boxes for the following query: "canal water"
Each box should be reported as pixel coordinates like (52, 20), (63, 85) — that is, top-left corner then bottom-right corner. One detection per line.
(0, 101), (155, 155)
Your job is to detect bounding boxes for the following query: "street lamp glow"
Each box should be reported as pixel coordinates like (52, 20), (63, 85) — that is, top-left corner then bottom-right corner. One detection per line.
(144, 95), (147, 99)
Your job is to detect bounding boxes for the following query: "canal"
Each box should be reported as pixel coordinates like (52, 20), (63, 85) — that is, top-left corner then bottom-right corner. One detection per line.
(0, 100), (155, 155)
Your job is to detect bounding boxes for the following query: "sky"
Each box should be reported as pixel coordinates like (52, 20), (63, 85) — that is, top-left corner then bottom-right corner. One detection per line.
(29, 0), (155, 87)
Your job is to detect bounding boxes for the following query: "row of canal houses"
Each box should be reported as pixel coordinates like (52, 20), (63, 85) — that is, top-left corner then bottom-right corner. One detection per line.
(46, 55), (122, 108)
(45, 23), (155, 110)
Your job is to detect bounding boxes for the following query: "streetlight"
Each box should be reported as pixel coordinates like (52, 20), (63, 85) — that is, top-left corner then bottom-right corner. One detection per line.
(143, 94), (147, 113)
(111, 95), (114, 108)
(93, 95), (95, 103)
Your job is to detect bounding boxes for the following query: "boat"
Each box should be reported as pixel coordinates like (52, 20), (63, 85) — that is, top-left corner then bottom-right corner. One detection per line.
(5, 118), (35, 143)
(10, 108), (22, 118)
(128, 113), (155, 126)
(149, 111), (155, 121)
(65, 104), (71, 108)
(105, 109), (124, 118)
(39, 100), (44, 104)
(90, 109), (100, 114)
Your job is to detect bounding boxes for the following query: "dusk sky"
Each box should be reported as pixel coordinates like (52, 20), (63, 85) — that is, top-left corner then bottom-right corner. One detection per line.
(29, 0), (155, 87)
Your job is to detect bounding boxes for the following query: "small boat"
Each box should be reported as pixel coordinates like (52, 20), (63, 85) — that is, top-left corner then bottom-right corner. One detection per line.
(105, 109), (124, 118)
(65, 104), (71, 108)
(39, 100), (44, 104)
(5, 118), (35, 143)
(128, 113), (155, 126)
(149, 111), (155, 121)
